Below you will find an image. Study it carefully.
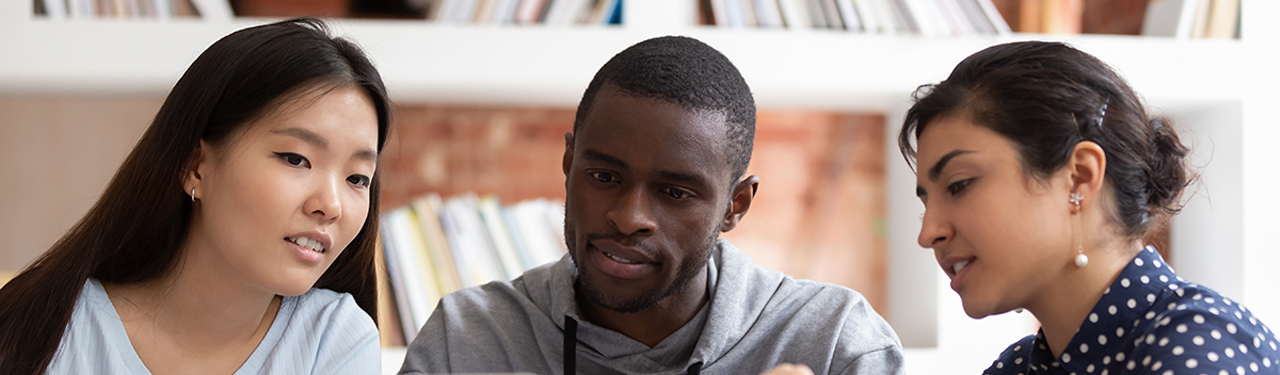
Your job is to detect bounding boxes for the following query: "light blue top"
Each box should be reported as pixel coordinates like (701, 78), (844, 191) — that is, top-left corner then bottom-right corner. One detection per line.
(47, 278), (379, 374)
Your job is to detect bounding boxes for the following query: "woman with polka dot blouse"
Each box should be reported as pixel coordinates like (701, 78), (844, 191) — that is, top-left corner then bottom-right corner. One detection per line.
(897, 41), (1280, 375)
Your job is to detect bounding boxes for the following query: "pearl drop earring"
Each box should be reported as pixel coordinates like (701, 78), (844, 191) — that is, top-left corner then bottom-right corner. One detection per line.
(1070, 192), (1088, 268)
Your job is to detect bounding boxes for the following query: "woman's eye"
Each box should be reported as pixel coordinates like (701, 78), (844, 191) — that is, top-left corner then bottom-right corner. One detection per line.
(946, 179), (972, 196)
(589, 171), (616, 183)
(275, 152), (310, 168)
(347, 175), (371, 188)
(663, 188), (692, 200)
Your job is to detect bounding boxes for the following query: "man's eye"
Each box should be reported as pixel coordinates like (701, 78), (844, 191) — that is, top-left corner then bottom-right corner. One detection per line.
(589, 171), (616, 183)
(663, 188), (692, 200)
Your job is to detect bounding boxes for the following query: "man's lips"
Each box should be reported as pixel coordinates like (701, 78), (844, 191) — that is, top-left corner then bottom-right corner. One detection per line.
(586, 239), (660, 280)
(590, 239), (658, 264)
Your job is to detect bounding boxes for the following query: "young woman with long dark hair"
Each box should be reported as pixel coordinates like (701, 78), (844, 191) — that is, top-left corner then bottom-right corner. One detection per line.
(900, 41), (1279, 374)
(0, 18), (390, 374)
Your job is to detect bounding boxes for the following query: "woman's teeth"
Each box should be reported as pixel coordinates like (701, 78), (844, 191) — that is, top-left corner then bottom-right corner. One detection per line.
(953, 259), (970, 275)
(288, 237), (325, 253)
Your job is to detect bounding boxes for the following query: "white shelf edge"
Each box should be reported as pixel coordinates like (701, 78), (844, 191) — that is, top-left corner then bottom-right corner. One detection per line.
(0, 18), (1248, 112)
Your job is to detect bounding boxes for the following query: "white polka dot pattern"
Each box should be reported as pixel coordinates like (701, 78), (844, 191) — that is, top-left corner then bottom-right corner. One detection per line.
(984, 246), (1280, 375)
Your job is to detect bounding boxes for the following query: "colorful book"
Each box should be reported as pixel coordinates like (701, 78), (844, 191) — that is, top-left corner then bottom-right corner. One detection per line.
(411, 194), (465, 294)
(478, 195), (526, 280)
(378, 209), (424, 342)
(1141, 0), (1200, 38)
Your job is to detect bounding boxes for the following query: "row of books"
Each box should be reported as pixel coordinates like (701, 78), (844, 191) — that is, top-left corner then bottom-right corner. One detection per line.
(1141, 0), (1240, 39)
(36, 0), (233, 19)
(426, 0), (623, 25)
(698, 0), (1012, 35)
(379, 193), (568, 342)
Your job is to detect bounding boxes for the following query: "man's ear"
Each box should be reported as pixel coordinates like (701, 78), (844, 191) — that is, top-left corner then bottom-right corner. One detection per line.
(562, 132), (575, 177)
(720, 175), (760, 232)
(1068, 141), (1106, 210)
(184, 141), (211, 200)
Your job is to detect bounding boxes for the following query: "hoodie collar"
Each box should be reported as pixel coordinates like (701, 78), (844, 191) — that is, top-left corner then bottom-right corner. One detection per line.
(542, 239), (783, 370)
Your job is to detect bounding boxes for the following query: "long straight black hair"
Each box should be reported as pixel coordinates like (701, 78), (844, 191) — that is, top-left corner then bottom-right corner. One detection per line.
(0, 18), (391, 375)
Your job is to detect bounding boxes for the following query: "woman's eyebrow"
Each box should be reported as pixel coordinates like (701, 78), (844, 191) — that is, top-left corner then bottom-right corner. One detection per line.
(927, 149), (975, 182)
(271, 127), (328, 150)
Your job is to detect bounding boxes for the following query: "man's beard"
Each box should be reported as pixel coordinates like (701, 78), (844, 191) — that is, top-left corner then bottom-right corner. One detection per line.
(565, 214), (719, 314)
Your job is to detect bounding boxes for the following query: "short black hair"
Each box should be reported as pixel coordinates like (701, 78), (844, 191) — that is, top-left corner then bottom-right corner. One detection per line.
(573, 36), (756, 185)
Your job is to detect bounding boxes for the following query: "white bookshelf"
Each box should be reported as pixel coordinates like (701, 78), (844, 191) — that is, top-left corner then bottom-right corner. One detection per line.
(0, 2), (1251, 107)
(3, 1), (1278, 374)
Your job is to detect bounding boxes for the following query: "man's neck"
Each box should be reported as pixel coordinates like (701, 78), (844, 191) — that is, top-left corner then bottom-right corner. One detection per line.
(576, 268), (709, 348)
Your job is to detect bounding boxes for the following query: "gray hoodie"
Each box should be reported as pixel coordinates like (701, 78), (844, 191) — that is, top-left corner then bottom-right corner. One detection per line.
(399, 239), (905, 375)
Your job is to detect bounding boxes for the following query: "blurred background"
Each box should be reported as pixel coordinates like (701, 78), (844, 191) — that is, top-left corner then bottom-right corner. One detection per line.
(2, 1), (1277, 373)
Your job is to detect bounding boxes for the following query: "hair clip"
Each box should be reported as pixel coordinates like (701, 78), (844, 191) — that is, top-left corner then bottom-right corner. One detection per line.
(1096, 96), (1110, 128)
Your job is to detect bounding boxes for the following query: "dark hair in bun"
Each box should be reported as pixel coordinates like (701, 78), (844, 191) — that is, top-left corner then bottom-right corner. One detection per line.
(899, 41), (1194, 239)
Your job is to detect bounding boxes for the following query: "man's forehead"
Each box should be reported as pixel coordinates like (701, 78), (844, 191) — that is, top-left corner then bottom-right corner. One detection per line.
(579, 89), (728, 143)
(576, 90), (733, 180)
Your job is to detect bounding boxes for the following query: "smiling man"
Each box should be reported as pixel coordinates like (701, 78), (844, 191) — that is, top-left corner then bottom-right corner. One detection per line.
(399, 36), (904, 375)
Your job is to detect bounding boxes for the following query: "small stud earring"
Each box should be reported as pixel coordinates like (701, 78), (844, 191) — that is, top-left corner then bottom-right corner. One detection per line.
(191, 188), (196, 203)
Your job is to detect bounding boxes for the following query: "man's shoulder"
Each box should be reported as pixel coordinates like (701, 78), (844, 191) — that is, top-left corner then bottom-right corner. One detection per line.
(435, 262), (563, 321)
(437, 279), (531, 313)
(716, 240), (877, 316)
(777, 277), (888, 331)
(724, 254), (898, 341)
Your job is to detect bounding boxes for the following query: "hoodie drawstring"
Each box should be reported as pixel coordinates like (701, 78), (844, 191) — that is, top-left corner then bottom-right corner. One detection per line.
(562, 315), (704, 375)
(564, 316), (577, 375)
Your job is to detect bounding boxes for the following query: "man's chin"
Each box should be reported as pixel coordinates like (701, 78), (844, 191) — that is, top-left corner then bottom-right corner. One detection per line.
(578, 273), (666, 314)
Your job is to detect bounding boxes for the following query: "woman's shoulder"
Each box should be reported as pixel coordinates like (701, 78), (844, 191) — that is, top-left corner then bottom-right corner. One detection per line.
(48, 278), (151, 374)
(1131, 282), (1280, 373)
(284, 288), (376, 332)
(251, 288), (379, 373)
(983, 334), (1037, 374)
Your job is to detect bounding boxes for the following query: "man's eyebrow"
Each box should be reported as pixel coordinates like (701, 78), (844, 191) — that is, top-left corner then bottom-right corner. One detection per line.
(583, 149), (627, 169)
(658, 171), (708, 185)
(928, 150), (975, 182)
(271, 128), (328, 150)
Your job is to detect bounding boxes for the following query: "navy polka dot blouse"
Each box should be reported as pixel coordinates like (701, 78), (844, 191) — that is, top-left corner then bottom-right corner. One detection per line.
(985, 246), (1280, 375)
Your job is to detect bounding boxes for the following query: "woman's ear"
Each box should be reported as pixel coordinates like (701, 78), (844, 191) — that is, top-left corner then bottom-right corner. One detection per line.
(1068, 141), (1107, 209)
(184, 141), (211, 199)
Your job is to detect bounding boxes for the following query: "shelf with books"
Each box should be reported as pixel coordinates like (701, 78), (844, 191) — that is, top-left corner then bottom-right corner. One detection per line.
(0, 1), (1251, 106)
(694, 0), (1241, 39)
(30, 0), (625, 25)
(377, 192), (569, 345)
(695, 0), (1013, 35)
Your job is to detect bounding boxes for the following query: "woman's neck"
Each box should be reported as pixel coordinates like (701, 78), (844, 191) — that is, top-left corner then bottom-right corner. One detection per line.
(102, 240), (281, 373)
(1025, 238), (1141, 358)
